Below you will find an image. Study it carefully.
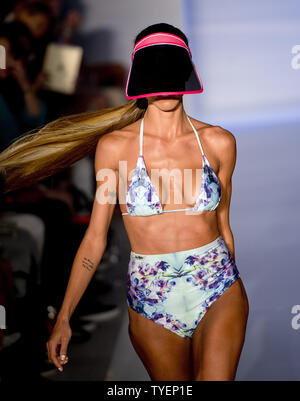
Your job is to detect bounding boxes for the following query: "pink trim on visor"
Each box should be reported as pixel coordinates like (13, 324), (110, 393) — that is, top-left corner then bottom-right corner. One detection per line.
(132, 32), (192, 60)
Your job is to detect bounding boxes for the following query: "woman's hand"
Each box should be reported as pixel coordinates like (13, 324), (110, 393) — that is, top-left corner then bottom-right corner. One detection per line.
(10, 58), (32, 92)
(32, 70), (48, 93)
(11, 58), (48, 93)
(46, 319), (72, 372)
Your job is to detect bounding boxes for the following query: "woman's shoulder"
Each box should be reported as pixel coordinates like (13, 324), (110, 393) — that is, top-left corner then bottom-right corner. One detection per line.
(99, 118), (139, 142)
(95, 119), (140, 162)
(191, 116), (236, 149)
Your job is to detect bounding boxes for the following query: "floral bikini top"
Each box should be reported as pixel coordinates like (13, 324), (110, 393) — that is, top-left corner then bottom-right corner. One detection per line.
(121, 115), (221, 216)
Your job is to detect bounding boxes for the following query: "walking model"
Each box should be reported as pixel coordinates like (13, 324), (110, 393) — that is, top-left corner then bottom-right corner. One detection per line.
(0, 23), (249, 381)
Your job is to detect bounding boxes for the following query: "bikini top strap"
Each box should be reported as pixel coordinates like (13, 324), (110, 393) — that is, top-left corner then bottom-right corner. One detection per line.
(139, 117), (144, 156)
(186, 115), (204, 156)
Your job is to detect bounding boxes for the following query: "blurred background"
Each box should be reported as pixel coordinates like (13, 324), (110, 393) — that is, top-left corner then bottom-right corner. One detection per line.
(0, 0), (299, 382)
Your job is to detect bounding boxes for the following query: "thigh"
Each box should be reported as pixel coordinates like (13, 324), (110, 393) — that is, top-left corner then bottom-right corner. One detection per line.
(127, 305), (193, 381)
(192, 278), (249, 381)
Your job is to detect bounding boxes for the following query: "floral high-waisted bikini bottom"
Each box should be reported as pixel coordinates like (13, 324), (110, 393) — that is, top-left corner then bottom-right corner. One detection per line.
(127, 235), (240, 339)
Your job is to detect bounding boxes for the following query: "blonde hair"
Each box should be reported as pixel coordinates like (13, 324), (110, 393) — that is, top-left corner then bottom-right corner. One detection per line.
(0, 99), (145, 194)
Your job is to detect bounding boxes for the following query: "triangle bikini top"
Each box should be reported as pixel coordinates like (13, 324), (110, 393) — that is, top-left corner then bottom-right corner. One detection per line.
(121, 115), (222, 216)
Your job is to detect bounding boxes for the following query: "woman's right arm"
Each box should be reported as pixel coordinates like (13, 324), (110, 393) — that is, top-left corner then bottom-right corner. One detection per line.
(46, 132), (120, 372)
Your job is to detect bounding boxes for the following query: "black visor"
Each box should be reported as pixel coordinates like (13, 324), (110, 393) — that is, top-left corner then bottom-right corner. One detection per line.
(125, 43), (203, 99)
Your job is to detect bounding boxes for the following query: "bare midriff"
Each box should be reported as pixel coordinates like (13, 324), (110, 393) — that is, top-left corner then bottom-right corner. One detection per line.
(122, 210), (220, 255)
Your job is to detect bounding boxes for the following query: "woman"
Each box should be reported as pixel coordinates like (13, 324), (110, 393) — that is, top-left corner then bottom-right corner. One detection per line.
(0, 23), (249, 380)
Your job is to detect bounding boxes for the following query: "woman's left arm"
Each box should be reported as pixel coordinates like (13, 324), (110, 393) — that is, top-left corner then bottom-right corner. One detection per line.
(215, 127), (237, 261)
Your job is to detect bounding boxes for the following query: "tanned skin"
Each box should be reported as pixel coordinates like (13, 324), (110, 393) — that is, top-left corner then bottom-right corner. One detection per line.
(46, 95), (249, 379)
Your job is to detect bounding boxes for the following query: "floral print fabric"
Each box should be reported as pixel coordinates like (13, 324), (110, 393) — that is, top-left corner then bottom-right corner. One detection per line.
(125, 155), (163, 216)
(127, 235), (240, 338)
(122, 116), (221, 216)
(191, 154), (222, 212)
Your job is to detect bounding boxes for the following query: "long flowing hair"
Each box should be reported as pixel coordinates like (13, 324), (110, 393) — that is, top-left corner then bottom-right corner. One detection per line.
(0, 23), (189, 194)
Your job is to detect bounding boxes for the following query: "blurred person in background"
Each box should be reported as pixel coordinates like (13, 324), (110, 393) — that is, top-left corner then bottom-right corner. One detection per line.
(12, 0), (52, 40)
(2, 0), (83, 97)
(0, 0), (121, 380)
(3, 1), (55, 78)
(0, 21), (48, 151)
(42, 0), (83, 44)
(3, 0), (82, 43)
